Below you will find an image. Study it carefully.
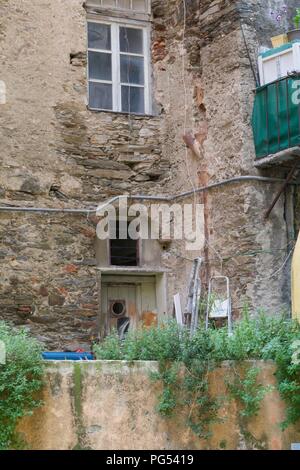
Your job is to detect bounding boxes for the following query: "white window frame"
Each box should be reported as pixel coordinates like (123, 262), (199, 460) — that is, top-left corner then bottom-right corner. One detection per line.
(87, 0), (151, 16)
(87, 18), (151, 115)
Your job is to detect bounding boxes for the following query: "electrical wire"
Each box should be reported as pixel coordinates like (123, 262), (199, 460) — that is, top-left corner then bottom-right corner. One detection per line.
(170, 241), (295, 263)
(267, 246), (295, 280)
(238, 8), (259, 87)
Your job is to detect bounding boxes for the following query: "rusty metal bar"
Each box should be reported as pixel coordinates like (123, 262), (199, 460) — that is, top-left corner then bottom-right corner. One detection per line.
(264, 162), (298, 220)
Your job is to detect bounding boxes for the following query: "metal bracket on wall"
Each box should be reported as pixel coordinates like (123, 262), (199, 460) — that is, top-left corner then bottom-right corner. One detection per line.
(264, 162), (298, 220)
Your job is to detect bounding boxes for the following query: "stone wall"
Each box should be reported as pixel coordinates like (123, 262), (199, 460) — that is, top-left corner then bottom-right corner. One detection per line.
(18, 360), (300, 450)
(0, 0), (199, 348)
(0, 0), (298, 348)
(190, 0), (300, 316)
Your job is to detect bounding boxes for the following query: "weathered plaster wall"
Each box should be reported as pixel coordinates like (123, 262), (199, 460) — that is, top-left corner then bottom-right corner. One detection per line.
(230, 0), (300, 312)
(0, 0), (200, 348)
(0, 0), (298, 348)
(185, 0), (299, 316)
(18, 361), (300, 450)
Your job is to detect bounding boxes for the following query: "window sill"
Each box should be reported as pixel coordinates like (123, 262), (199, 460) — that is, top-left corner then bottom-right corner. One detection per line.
(87, 106), (158, 119)
(97, 266), (170, 275)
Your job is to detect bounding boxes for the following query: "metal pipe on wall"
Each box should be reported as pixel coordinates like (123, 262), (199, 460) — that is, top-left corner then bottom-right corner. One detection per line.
(0, 175), (295, 216)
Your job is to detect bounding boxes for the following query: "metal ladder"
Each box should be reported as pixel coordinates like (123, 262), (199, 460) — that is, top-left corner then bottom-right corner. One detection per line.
(184, 257), (203, 337)
(205, 276), (233, 335)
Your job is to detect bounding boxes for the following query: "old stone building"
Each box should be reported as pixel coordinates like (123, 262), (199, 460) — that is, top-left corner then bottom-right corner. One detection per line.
(0, 0), (299, 350)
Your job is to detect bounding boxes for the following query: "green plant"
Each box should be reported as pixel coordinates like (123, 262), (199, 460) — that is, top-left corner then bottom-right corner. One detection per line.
(271, 333), (300, 429)
(213, 311), (300, 428)
(294, 8), (300, 29)
(227, 366), (272, 418)
(0, 322), (44, 450)
(94, 311), (300, 438)
(94, 323), (221, 438)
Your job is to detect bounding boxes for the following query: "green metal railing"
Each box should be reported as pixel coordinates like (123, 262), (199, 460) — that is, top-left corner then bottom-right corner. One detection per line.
(252, 75), (300, 159)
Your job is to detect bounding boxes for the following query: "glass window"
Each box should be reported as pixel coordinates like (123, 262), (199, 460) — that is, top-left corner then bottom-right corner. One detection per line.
(132, 0), (146, 11)
(102, 0), (117, 8)
(121, 86), (145, 114)
(118, 0), (131, 9)
(120, 55), (144, 85)
(88, 23), (111, 50)
(119, 27), (143, 54)
(89, 82), (112, 110)
(87, 21), (149, 114)
(88, 51), (112, 81)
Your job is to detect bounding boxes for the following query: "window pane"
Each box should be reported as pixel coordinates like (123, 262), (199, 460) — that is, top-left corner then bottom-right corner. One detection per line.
(121, 55), (144, 85)
(122, 86), (145, 114)
(102, 0), (117, 7)
(119, 27), (143, 54)
(132, 0), (146, 11)
(89, 82), (112, 110)
(117, 0), (131, 8)
(88, 23), (111, 50)
(88, 51), (112, 81)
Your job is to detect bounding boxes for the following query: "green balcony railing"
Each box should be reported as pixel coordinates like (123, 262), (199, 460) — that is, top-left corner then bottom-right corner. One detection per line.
(252, 75), (300, 159)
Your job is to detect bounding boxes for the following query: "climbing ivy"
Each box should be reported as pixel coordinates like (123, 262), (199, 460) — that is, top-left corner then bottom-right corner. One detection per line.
(226, 366), (272, 418)
(0, 322), (44, 450)
(94, 323), (221, 438)
(94, 311), (300, 438)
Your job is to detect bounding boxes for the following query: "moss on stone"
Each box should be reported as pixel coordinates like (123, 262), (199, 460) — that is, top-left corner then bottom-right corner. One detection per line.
(71, 363), (90, 450)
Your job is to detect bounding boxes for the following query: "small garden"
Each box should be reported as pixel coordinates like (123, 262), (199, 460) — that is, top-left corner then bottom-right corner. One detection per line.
(94, 311), (300, 440)
(0, 311), (300, 449)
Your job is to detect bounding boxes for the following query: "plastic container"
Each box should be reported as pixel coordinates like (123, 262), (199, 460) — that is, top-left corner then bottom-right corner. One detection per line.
(271, 34), (288, 48)
(42, 352), (94, 361)
(287, 29), (300, 43)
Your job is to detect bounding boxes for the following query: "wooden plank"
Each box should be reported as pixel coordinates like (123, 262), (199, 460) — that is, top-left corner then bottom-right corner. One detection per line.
(96, 270), (106, 341)
(174, 294), (183, 326)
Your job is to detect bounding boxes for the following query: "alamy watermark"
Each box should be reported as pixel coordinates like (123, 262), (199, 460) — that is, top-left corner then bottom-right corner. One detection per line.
(0, 340), (6, 365)
(96, 197), (205, 251)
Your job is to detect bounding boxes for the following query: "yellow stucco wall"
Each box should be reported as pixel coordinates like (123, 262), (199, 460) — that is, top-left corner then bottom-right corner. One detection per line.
(292, 232), (300, 322)
(18, 361), (300, 450)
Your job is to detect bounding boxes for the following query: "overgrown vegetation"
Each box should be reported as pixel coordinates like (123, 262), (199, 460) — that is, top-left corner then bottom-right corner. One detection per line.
(226, 367), (272, 418)
(0, 322), (44, 450)
(94, 311), (300, 439)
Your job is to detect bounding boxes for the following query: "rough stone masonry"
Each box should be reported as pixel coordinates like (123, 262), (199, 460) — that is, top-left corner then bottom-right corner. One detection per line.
(0, 0), (299, 349)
